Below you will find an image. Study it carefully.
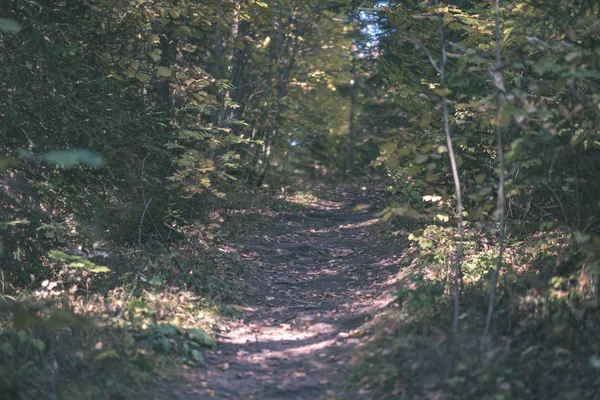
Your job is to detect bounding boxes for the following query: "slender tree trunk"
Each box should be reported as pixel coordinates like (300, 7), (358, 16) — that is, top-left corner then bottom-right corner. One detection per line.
(436, 4), (463, 334)
(212, 0), (225, 126)
(228, 20), (251, 132)
(256, 33), (300, 186)
(484, 0), (506, 337)
(250, 56), (275, 182)
(347, 55), (357, 173)
(155, 19), (175, 118)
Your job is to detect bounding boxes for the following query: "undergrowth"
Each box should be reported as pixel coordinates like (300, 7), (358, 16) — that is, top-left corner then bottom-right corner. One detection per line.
(0, 185), (300, 399)
(348, 218), (600, 400)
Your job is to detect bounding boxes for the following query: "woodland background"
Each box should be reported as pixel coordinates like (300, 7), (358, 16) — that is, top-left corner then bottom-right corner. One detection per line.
(1, 0), (600, 399)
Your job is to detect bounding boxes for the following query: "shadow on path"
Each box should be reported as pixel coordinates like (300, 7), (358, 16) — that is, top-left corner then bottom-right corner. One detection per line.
(178, 182), (408, 400)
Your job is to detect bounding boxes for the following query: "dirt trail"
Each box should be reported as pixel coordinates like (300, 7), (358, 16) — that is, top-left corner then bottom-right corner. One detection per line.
(178, 183), (404, 399)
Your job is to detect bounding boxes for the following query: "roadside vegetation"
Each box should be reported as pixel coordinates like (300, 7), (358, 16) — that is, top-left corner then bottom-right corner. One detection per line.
(1, 0), (599, 399)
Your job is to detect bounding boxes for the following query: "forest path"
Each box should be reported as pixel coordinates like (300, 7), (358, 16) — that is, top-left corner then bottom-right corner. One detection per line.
(178, 182), (405, 399)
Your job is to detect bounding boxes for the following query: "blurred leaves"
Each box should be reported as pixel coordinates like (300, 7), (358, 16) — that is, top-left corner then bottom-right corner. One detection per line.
(145, 323), (216, 362)
(0, 18), (20, 33)
(0, 156), (19, 171)
(17, 149), (104, 168)
(49, 250), (110, 273)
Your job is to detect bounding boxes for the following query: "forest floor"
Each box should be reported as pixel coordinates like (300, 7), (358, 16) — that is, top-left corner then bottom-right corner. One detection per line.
(176, 181), (407, 399)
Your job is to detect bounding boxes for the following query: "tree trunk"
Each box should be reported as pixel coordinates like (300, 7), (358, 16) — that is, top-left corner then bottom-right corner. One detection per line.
(347, 55), (357, 173)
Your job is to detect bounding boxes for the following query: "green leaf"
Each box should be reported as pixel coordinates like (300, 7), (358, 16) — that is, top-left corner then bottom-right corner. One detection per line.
(532, 54), (558, 75)
(455, 155), (463, 168)
(30, 338), (45, 351)
(415, 154), (429, 164)
(561, 70), (600, 79)
(47, 310), (88, 331)
(95, 350), (119, 362)
(17, 330), (28, 344)
(174, 25), (192, 39)
(191, 349), (204, 361)
(187, 328), (216, 349)
(0, 156), (19, 171)
(88, 265), (110, 273)
(406, 165), (421, 176)
(419, 112), (433, 128)
(425, 169), (437, 182)
(385, 154), (400, 170)
(1, 343), (14, 356)
(49, 251), (110, 273)
(149, 50), (162, 62)
(67, 262), (86, 268)
(136, 73), (151, 82)
(0, 18), (21, 33)
(155, 338), (171, 353)
(157, 67), (172, 77)
(148, 275), (164, 287)
(380, 141), (396, 154)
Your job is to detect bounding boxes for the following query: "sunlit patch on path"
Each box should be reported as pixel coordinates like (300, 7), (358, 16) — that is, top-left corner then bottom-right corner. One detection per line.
(177, 183), (405, 400)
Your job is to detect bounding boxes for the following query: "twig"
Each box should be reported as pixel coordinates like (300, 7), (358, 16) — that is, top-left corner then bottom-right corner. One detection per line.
(278, 315), (297, 323)
(138, 154), (152, 246)
(407, 34), (442, 74)
(288, 305), (328, 311)
(148, 214), (184, 273)
(138, 199), (152, 246)
(274, 280), (310, 285)
(542, 182), (569, 226)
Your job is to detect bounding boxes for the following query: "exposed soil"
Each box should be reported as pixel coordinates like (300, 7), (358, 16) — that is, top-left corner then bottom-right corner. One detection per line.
(177, 182), (407, 399)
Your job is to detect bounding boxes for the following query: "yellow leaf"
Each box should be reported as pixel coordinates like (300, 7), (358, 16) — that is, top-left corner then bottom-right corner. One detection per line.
(353, 203), (371, 212)
(436, 214), (450, 222)
(448, 21), (463, 30)
(433, 88), (452, 96)
(380, 210), (392, 222)
(423, 195), (441, 202)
